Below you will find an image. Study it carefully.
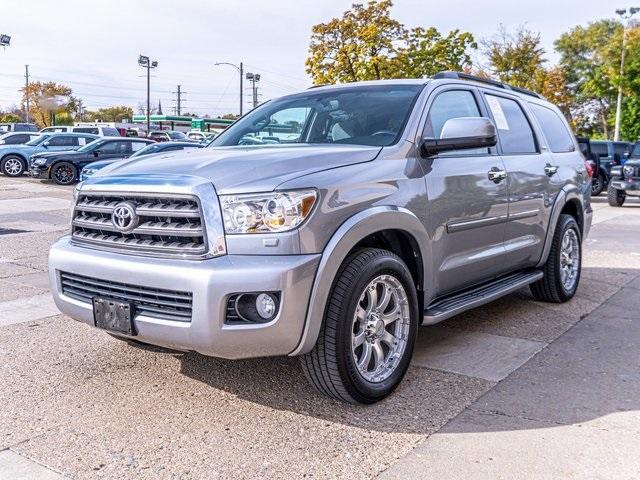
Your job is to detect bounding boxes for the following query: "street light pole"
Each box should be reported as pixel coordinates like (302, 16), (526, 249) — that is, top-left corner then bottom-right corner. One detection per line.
(138, 55), (158, 135)
(614, 7), (640, 141)
(214, 62), (244, 117)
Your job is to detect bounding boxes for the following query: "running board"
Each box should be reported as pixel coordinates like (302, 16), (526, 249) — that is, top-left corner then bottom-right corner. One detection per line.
(423, 270), (543, 325)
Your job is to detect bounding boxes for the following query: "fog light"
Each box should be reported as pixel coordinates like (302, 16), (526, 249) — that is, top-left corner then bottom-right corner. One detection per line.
(225, 292), (281, 324)
(256, 293), (276, 319)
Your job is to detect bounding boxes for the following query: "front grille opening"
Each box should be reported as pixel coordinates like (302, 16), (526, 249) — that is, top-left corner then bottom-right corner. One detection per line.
(71, 193), (207, 256)
(60, 271), (193, 322)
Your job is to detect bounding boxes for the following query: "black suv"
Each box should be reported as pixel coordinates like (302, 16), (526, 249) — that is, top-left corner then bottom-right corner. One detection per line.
(608, 142), (640, 206)
(590, 140), (633, 196)
(29, 137), (154, 185)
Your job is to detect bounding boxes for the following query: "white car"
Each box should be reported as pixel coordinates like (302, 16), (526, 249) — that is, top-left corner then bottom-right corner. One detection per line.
(40, 125), (121, 137)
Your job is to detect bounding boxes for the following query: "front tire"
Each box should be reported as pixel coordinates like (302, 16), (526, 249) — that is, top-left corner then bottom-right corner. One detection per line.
(1, 155), (26, 177)
(607, 185), (626, 207)
(300, 248), (418, 404)
(51, 162), (77, 185)
(530, 214), (581, 303)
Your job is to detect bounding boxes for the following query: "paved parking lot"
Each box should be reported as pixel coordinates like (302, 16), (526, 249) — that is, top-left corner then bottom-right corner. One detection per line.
(1, 176), (639, 479)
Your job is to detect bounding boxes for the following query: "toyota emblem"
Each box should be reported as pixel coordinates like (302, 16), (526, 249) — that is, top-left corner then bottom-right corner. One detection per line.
(111, 202), (139, 232)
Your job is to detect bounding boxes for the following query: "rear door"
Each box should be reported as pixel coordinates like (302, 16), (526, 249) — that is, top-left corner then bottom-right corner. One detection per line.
(421, 86), (510, 295)
(481, 92), (553, 270)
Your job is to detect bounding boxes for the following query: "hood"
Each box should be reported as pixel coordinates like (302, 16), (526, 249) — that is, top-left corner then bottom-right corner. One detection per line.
(624, 158), (640, 166)
(31, 149), (81, 159)
(90, 144), (382, 193)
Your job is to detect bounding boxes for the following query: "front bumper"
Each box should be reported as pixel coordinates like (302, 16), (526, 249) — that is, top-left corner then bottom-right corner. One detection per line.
(49, 236), (320, 359)
(610, 178), (640, 195)
(28, 164), (49, 179)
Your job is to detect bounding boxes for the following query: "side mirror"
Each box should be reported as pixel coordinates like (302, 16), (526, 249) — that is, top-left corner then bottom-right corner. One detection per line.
(420, 117), (497, 157)
(93, 150), (101, 157)
(42, 141), (50, 148)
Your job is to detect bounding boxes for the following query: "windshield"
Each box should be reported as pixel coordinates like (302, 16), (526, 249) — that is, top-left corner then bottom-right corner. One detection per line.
(131, 143), (168, 157)
(77, 138), (104, 152)
(25, 134), (50, 146)
(210, 84), (423, 148)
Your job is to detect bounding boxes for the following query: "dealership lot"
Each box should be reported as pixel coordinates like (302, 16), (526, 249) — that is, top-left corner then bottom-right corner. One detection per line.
(1, 176), (639, 479)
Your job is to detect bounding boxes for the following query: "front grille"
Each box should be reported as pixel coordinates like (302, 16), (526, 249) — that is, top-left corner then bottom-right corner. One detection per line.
(71, 192), (207, 256)
(60, 271), (193, 322)
(624, 165), (640, 178)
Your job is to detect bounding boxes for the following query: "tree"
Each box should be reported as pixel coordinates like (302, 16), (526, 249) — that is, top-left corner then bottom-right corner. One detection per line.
(305, 0), (476, 84)
(555, 20), (624, 139)
(21, 81), (78, 129)
(86, 106), (133, 122)
(0, 113), (23, 123)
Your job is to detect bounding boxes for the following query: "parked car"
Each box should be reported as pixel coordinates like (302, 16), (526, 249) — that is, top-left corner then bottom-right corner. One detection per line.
(589, 140), (633, 195)
(29, 137), (154, 185)
(0, 132), (40, 145)
(607, 142), (640, 206)
(577, 136), (603, 195)
(0, 133), (98, 177)
(40, 125), (121, 137)
(80, 141), (203, 181)
(148, 130), (192, 142)
(186, 131), (216, 143)
(49, 72), (592, 404)
(0, 122), (38, 133)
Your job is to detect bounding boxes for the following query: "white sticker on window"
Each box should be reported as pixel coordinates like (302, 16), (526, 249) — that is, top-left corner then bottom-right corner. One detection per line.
(486, 95), (509, 131)
(78, 138), (86, 145)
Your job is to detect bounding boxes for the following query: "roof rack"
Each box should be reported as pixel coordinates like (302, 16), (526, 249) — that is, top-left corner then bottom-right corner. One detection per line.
(433, 71), (543, 99)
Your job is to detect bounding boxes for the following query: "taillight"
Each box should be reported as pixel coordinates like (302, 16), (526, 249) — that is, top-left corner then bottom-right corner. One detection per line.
(585, 160), (595, 178)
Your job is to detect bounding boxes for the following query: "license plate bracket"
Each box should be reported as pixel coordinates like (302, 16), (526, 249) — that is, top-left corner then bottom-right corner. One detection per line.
(93, 297), (135, 335)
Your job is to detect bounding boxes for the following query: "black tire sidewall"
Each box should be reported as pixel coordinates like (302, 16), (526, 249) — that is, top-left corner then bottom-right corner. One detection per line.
(554, 216), (581, 300)
(334, 252), (418, 403)
(1, 156), (26, 177)
(591, 173), (604, 196)
(52, 162), (77, 185)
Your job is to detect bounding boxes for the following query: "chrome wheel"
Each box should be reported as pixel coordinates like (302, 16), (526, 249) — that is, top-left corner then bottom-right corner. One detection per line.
(351, 274), (411, 383)
(560, 229), (580, 291)
(4, 158), (23, 176)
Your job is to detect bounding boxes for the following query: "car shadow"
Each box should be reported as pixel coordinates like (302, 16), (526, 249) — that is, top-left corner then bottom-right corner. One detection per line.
(170, 265), (640, 435)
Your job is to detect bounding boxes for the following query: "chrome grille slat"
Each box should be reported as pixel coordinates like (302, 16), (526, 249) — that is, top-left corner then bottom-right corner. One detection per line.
(60, 272), (193, 322)
(71, 192), (207, 256)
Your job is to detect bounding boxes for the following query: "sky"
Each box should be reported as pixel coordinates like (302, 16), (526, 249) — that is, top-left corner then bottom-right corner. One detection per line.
(0, 0), (619, 118)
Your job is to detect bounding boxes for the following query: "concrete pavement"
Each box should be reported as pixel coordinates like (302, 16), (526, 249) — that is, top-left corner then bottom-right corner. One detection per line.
(0, 176), (639, 479)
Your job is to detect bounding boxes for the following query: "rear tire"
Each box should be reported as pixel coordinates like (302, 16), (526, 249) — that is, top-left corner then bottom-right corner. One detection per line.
(300, 248), (419, 404)
(607, 185), (626, 207)
(51, 162), (77, 185)
(530, 214), (581, 303)
(591, 172), (605, 196)
(1, 155), (26, 177)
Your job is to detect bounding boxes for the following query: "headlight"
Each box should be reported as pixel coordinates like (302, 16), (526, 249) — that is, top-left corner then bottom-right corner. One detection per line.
(32, 157), (46, 166)
(220, 189), (317, 234)
(623, 165), (634, 177)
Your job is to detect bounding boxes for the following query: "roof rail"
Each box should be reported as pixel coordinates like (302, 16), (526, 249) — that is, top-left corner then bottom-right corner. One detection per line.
(433, 71), (543, 99)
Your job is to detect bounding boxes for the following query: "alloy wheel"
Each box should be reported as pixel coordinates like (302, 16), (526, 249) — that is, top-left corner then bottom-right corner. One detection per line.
(4, 158), (23, 176)
(351, 274), (411, 383)
(559, 228), (580, 291)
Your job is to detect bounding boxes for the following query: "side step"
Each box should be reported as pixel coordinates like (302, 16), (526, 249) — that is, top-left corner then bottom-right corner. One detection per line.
(423, 270), (543, 325)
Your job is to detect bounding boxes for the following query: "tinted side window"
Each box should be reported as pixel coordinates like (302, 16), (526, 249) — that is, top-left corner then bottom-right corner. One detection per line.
(47, 136), (76, 147)
(590, 143), (608, 157)
(102, 127), (121, 137)
(485, 95), (537, 154)
(613, 142), (631, 156)
(529, 103), (574, 153)
(424, 89), (488, 155)
(8, 134), (29, 144)
(131, 141), (148, 152)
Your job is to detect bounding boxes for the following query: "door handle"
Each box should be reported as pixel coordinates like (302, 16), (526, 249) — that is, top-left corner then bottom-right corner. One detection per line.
(487, 167), (507, 184)
(544, 163), (559, 177)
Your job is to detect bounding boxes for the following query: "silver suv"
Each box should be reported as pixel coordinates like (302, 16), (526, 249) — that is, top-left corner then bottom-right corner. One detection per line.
(49, 72), (592, 404)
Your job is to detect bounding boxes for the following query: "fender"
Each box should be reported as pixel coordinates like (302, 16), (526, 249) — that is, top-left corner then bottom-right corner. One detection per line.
(289, 206), (431, 356)
(536, 184), (587, 268)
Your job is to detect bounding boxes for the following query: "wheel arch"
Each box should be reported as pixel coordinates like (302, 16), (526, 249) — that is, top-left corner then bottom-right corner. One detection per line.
(290, 206), (431, 356)
(1, 152), (27, 163)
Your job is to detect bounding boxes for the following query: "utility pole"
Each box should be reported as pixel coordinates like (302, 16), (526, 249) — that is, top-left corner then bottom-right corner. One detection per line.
(77, 99), (84, 122)
(172, 85), (186, 115)
(245, 72), (261, 109)
(24, 65), (30, 124)
(214, 62), (244, 116)
(614, 7), (640, 141)
(138, 55), (158, 135)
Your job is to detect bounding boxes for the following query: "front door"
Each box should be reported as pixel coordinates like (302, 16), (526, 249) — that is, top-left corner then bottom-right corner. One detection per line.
(421, 87), (510, 297)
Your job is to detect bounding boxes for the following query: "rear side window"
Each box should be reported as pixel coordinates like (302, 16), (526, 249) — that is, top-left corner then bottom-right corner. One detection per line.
(73, 127), (99, 135)
(590, 143), (608, 157)
(131, 141), (148, 151)
(47, 136), (76, 147)
(102, 127), (121, 137)
(613, 142), (631, 156)
(485, 95), (537, 154)
(529, 104), (574, 153)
